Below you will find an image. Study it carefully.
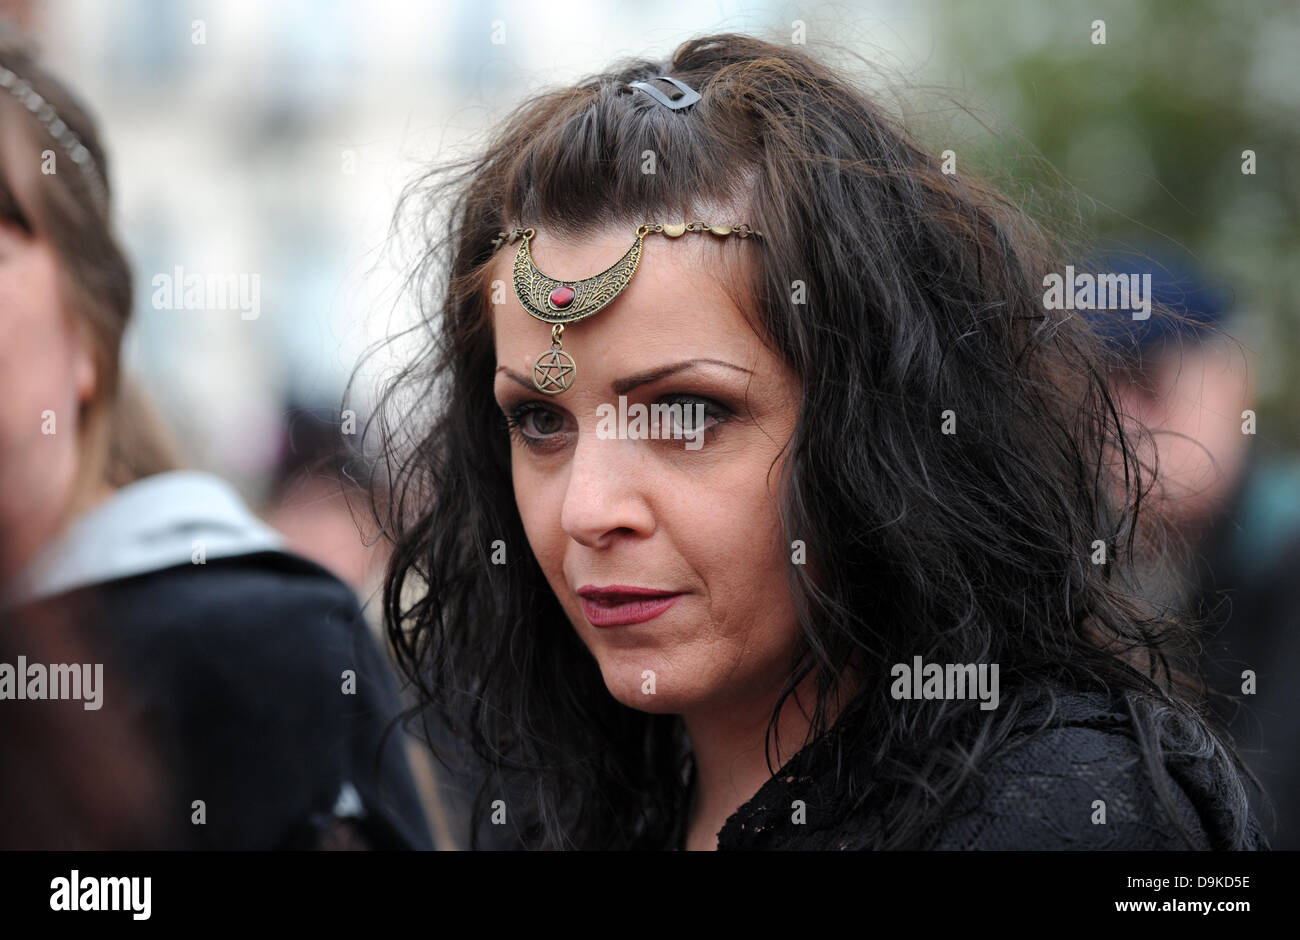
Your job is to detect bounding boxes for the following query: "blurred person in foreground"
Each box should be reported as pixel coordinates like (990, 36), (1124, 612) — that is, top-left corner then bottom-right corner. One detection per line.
(0, 27), (432, 849)
(1091, 248), (1300, 848)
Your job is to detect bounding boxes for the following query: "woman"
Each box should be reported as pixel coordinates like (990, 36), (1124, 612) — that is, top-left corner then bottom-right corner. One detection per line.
(0, 31), (432, 850)
(370, 32), (1266, 850)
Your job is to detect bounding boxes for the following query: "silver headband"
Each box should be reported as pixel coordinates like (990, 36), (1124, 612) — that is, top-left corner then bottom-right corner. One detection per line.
(0, 63), (109, 213)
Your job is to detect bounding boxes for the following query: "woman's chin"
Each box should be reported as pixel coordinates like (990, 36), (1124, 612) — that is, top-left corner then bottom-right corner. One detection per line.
(597, 662), (697, 715)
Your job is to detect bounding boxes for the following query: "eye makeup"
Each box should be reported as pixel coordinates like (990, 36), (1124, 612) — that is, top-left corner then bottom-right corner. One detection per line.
(500, 392), (736, 453)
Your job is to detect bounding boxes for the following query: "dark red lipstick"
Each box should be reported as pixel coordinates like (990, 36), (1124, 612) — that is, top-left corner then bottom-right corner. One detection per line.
(576, 585), (682, 627)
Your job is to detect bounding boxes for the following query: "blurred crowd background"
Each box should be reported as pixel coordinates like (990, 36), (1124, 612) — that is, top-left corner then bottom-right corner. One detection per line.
(2, 0), (1296, 847)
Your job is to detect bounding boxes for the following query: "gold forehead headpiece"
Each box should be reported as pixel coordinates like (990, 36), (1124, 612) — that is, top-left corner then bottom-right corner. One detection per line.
(490, 221), (763, 394)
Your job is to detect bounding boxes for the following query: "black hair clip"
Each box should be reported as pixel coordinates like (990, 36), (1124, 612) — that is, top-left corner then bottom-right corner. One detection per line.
(627, 75), (701, 111)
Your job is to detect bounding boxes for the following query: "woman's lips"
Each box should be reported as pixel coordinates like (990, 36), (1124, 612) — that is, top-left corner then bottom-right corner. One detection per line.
(576, 585), (683, 627)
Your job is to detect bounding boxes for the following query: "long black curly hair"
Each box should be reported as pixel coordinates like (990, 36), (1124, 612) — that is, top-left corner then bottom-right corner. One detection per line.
(359, 32), (1257, 849)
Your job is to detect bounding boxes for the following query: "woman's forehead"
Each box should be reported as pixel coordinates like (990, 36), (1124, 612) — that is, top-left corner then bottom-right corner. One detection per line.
(488, 233), (759, 360)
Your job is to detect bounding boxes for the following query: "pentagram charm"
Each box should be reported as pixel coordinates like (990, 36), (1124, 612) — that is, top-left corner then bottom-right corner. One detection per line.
(533, 322), (577, 394)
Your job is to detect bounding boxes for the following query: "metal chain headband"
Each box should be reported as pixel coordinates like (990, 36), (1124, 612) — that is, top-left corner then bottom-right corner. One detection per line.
(491, 221), (764, 394)
(0, 63), (109, 214)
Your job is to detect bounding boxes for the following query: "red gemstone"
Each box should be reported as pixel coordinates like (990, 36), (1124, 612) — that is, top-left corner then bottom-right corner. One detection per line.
(549, 285), (575, 308)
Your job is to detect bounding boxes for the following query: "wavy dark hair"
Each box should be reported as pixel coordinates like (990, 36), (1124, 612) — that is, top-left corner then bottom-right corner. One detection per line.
(362, 32), (1258, 849)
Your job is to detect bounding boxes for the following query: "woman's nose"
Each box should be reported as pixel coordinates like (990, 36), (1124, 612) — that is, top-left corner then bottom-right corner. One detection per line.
(558, 431), (656, 549)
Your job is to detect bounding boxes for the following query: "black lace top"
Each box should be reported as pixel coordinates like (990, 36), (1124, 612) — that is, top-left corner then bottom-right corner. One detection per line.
(692, 689), (1267, 850)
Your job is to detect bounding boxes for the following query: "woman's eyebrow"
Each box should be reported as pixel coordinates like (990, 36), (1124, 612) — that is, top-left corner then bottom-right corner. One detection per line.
(494, 358), (753, 394)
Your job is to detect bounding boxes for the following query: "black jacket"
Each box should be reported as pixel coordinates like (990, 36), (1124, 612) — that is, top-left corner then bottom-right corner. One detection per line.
(5, 551), (433, 850)
(714, 689), (1268, 850)
(0, 471), (433, 850)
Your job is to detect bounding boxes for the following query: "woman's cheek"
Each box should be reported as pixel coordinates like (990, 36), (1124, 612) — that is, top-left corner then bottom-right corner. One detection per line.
(512, 461), (564, 570)
(0, 257), (77, 443)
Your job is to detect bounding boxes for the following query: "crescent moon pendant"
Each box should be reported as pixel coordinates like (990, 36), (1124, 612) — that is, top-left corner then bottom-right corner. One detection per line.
(511, 233), (645, 325)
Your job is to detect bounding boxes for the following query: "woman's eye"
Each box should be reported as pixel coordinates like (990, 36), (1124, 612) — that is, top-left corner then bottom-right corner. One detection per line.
(0, 213), (28, 257)
(503, 395), (730, 452)
(523, 409), (564, 435)
(505, 403), (568, 448)
(656, 396), (730, 438)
